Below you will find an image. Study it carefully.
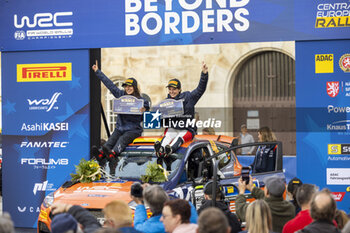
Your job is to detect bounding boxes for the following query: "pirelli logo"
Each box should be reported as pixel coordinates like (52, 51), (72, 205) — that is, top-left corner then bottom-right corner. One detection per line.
(17, 63), (72, 82)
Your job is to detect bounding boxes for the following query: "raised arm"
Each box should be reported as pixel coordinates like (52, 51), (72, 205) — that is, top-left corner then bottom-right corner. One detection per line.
(92, 60), (124, 98)
(190, 62), (209, 103)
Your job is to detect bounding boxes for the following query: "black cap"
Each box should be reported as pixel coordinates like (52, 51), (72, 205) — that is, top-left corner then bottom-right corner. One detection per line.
(287, 177), (303, 193)
(166, 78), (181, 89)
(130, 182), (143, 198)
(264, 176), (286, 197)
(122, 77), (138, 88)
(204, 182), (222, 196)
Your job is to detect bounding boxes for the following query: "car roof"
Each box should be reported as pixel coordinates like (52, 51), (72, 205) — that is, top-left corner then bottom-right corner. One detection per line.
(128, 135), (236, 148)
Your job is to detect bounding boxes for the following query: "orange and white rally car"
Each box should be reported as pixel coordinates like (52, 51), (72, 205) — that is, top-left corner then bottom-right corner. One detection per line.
(37, 135), (285, 233)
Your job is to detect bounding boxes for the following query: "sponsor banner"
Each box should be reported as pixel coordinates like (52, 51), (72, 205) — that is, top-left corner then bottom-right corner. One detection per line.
(339, 54), (350, 72)
(296, 39), (350, 212)
(328, 144), (350, 155)
(17, 63), (72, 82)
(143, 110), (222, 130)
(327, 168), (350, 185)
(1, 50), (90, 227)
(331, 192), (346, 202)
(315, 54), (334, 74)
(0, 0), (350, 51)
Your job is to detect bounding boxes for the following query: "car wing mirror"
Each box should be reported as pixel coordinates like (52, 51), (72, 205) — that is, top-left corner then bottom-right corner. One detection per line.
(230, 138), (239, 147)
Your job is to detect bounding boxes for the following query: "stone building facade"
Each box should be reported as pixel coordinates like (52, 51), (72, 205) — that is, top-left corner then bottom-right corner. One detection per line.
(99, 41), (296, 154)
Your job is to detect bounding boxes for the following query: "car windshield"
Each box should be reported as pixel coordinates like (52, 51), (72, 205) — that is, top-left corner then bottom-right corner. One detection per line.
(113, 147), (184, 180)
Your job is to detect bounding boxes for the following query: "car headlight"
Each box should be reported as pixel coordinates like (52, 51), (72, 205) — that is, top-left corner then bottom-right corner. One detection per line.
(43, 192), (55, 208)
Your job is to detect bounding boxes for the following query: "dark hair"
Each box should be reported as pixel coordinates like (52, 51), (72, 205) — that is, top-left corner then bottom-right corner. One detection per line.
(198, 207), (229, 233)
(310, 189), (336, 222)
(131, 85), (141, 98)
(288, 178), (303, 210)
(204, 181), (222, 199)
(296, 184), (316, 207)
(164, 199), (191, 224)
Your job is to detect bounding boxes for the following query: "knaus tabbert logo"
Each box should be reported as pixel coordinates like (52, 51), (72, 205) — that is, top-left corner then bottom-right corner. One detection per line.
(27, 92), (62, 112)
(14, 12), (73, 40)
(33, 180), (55, 195)
(326, 105), (350, 131)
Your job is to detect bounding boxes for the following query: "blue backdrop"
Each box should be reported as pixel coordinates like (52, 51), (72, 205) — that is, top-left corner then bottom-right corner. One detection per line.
(0, 0), (349, 51)
(296, 39), (350, 212)
(2, 49), (90, 227)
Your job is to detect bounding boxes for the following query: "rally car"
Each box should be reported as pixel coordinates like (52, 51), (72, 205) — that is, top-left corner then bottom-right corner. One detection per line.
(37, 135), (284, 233)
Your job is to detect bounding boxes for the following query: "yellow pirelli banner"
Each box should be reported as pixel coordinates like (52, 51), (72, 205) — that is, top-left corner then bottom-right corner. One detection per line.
(17, 63), (72, 82)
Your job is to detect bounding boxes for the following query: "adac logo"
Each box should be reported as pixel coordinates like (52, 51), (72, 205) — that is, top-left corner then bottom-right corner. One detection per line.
(143, 110), (161, 129)
(315, 54), (333, 73)
(339, 54), (350, 73)
(17, 63), (72, 82)
(327, 82), (339, 97)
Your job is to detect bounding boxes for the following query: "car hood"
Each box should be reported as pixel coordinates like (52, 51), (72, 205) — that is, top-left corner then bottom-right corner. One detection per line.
(53, 180), (134, 209)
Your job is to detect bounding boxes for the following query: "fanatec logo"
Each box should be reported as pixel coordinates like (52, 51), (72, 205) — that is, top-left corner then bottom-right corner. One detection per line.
(27, 92), (62, 112)
(33, 180), (55, 195)
(20, 141), (68, 148)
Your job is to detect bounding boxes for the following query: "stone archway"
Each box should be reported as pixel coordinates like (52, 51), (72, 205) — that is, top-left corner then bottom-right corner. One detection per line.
(232, 50), (296, 155)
